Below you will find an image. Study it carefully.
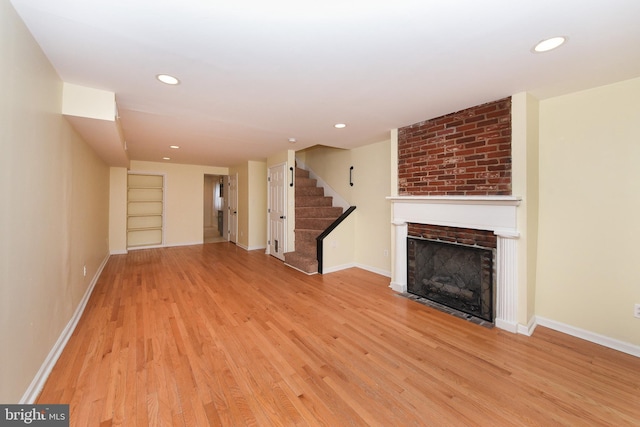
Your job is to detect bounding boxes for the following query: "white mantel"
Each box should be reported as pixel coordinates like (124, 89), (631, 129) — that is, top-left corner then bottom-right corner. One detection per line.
(387, 195), (522, 332)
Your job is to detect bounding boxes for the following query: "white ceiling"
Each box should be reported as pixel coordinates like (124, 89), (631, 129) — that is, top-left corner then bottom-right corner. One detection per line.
(9, 0), (640, 167)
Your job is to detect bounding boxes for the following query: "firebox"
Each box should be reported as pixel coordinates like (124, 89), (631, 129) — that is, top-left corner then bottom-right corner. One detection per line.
(407, 237), (494, 322)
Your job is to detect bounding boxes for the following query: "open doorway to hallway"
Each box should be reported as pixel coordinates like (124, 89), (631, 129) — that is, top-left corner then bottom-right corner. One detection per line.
(204, 174), (226, 243)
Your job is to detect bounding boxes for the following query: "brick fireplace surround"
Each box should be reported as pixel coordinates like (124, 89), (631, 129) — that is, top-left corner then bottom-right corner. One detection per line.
(389, 97), (522, 332)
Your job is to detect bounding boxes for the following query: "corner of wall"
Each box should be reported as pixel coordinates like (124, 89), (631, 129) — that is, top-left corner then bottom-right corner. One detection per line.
(511, 92), (540, 326)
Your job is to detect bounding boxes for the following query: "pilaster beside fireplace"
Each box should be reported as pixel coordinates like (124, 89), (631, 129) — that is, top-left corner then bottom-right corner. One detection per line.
(387, 195), (521, 332)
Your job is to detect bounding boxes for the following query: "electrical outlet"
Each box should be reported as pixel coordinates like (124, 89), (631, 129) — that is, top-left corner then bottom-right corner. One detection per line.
(634, 303), (640, 319)
(383, 249), (389, 257)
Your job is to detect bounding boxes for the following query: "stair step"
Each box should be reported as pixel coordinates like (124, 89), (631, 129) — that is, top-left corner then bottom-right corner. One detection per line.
(295, 168), (310, 178)
(295, 230), (320, 248)
(296, 217), (336, 230)
(287, 167), (343, 275)
(295, 186), (324, 197)
(295, 177), (317, 188)
(284, 251), (317, 274)
(295, 195), (333, 207)
(296, 206), (343, 218)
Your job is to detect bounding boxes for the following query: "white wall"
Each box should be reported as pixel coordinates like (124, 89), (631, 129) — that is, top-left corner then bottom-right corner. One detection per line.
(0, 1), (110, 402)
(537, 77), (640, 346)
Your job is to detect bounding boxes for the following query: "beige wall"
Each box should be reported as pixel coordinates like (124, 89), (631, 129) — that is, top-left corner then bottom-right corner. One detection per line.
(128, 161), (228, 247)
(0, 1), (110, 402)
(299, 146), (354, 203)
(229, 160), (267, 250)
(537, 77), (640, 345)
(297, 140), (392, 276)
(248, 160), (267, 250)
(109, 167), (128, 253)
(352, 140), (392, 276)
(229, 163), (248, 247)
(512, 92), (540, 326)
(203, 175), (216, 229)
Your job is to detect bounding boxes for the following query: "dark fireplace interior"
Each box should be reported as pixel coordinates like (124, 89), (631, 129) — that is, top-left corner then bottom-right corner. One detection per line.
(407, 237), (494, 322)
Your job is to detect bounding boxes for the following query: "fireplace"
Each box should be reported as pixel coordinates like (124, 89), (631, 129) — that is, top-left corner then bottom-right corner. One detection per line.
(387, 195), (521, 332)
(407, 237), (494, 322)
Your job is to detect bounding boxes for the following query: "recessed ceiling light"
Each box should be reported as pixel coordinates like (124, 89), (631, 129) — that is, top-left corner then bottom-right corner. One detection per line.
(288, 138), (297, 143)
(169, 145), (180, 149)
(334, 123), (347, 129)
(533, 36), (567, 53)
(162, 157), (171, 160)
(156, 74), (180, 85)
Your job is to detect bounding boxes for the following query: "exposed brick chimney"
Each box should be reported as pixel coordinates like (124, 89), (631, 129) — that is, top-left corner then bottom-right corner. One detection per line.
(398, 97), (512, 196)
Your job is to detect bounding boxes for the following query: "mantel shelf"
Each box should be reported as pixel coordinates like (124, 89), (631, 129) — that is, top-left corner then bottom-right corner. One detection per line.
(388, 193), (522, 333)
(386, 195), (522, 206)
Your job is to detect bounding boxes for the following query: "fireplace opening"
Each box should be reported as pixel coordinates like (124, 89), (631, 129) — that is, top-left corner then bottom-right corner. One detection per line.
(407, 237), (494, 322)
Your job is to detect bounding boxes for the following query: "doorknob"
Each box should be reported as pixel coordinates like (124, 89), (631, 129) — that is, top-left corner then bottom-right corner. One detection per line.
(279, 215), (285, 219)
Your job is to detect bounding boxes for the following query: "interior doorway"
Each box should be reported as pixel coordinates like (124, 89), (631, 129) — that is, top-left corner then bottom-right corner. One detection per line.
(204, 174), (226, 243)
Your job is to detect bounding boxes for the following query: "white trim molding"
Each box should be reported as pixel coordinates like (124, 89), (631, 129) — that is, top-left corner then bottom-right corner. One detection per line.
(536, 316), (640, 358)
(387, 195), (522, 333)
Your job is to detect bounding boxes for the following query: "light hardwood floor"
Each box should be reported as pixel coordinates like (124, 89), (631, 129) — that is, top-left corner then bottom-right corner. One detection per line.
(37, 243), (640, 426)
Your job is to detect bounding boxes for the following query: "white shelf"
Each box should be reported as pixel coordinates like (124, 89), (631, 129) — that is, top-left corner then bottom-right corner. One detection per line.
(127, 173), (164, 248)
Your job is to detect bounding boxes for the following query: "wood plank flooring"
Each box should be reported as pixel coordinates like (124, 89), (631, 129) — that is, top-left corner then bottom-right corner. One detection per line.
(37, 243), (640, 426)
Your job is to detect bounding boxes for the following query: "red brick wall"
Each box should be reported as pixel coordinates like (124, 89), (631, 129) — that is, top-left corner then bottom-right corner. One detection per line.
(398, 97), (512, 196)
(407, 224), (497, 249)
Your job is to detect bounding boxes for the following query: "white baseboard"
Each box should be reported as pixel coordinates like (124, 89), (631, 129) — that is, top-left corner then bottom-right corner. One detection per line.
(535, 316), (640, 358)
(517, 316), (538, 336)
(284, 263), (318, 275)
(110, 249), (128, 255)
(235, 242), (267, 251)
(20, 254), (110, 403)
(495, 318), (518, 333)
(126, 241), (204, 251)
(165, 241), (203, 248)
(321, 263), (391, 277)
(354, 263), (391, 278)
(322, 262), (356, 274)
(389, 281), (407, 293)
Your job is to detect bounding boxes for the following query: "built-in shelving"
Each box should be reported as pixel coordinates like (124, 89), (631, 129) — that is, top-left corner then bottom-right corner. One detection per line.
(127, 173), (164, 248)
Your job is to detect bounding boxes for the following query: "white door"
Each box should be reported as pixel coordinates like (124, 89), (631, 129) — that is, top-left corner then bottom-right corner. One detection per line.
(228, 173), (238, 244)
(268, 163), (287, 260)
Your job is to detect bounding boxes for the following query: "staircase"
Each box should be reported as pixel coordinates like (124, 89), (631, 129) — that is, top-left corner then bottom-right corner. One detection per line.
(284, 168), (343, 274)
